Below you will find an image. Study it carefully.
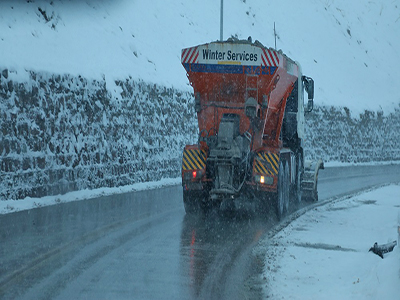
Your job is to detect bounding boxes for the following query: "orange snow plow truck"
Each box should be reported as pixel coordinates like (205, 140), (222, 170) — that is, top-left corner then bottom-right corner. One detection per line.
(181, 38), (323, 219)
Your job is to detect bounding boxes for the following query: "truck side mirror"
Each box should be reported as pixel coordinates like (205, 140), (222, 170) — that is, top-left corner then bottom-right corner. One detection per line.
(302, 76), (314, 112)
(306, 78), (314, 100)
(307, 99), (314, 112)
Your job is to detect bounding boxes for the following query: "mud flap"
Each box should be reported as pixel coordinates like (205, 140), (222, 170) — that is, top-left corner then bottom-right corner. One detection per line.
(183, 190), (206, 214)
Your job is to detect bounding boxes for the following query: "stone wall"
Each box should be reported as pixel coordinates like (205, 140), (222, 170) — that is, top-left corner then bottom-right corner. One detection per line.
(1, 68), (399, 200)
(0, 70), (197, 200)
(304, 105), (400, 163)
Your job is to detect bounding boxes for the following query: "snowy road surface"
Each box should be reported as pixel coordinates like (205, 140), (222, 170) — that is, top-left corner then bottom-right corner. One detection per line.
(0, 164), (400, 299)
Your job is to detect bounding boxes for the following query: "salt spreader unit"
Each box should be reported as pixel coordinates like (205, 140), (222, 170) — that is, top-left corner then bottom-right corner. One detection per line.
(181, 38), (323, 218)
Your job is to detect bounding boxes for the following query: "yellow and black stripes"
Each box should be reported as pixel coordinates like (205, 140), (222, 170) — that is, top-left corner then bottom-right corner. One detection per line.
(182, 148), (207, 171)
(253, 152), (279, 176)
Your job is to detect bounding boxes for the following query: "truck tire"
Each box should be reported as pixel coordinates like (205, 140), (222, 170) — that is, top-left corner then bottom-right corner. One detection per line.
(183, 190), (203, 214)
(295, 155), (303, 204)
(276, 162), (285, 220)
(284, 161), (290, 213)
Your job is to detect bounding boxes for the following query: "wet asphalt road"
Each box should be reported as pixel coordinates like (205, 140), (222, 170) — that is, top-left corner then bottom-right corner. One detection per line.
(1, 164), (400, 300)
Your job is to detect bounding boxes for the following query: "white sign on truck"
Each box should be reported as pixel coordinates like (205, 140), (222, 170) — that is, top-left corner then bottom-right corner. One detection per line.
(182, 42), (280, 67)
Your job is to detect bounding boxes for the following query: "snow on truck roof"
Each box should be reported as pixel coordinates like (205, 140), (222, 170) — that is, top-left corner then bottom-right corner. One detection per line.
(181, 37), (296, 75)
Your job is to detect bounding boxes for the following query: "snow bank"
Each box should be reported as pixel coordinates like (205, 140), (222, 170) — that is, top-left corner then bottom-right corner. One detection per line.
(0, 177), (181, 215)
(260, 184), (400, 299)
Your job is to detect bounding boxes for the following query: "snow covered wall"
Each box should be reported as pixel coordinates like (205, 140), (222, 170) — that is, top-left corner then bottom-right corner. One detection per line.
(0, 69), (196, 200)
(304, 105), (400, 163)
(1, 67), (400, 200)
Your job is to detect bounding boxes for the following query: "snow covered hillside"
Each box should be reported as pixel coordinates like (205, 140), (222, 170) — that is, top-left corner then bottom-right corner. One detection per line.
(1, 0), (399, 114)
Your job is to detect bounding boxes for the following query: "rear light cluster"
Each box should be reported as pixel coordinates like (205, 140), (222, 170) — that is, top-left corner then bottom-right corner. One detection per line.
(192, 170), (203, 178)
(254, 174), (273, 185)
(184, 170), (204, 181)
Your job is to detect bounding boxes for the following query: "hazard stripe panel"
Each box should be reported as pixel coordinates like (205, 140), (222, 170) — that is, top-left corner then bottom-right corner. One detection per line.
(253, 152), (279, 176)
(261, 48), (280, 67)
(182, 148), (207, 171)
(182, 47), (199, 64)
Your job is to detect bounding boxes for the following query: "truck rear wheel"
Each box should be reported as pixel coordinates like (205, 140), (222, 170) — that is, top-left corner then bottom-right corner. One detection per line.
(276, 161), (290, 220)
(276, 162), (285, 220)
(295, 155), (303, 204)
(284, 161), (290, 212)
